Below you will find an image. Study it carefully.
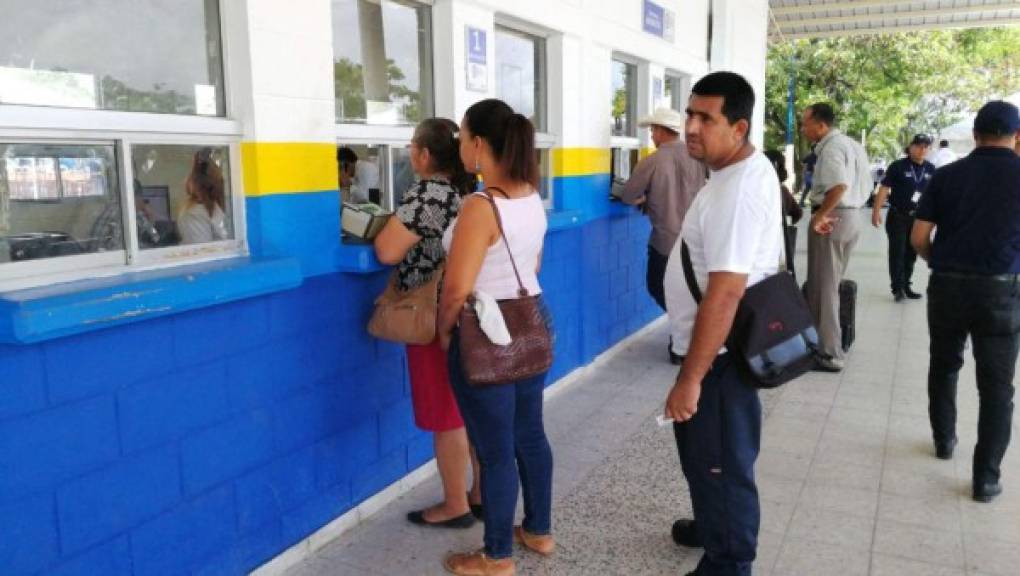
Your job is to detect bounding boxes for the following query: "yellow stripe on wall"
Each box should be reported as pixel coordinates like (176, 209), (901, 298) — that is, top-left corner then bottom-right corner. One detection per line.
(241, 142), (338, 197)
(551, 148), (610, 178)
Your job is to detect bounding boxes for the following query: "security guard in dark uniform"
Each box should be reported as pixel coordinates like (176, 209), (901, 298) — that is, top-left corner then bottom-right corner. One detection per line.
(912, 101), (1020, 504)
(872, 134), (935, 301)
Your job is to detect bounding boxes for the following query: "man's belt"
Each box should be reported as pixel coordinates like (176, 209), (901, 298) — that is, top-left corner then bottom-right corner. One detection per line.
(810, 205), (859, 214)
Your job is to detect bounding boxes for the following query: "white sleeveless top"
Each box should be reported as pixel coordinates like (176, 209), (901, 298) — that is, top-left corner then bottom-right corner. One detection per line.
(442, 191), (546, 300)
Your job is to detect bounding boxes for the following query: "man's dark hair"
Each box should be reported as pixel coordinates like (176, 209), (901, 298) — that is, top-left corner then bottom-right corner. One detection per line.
(939, 139), (949, 148)
(806, 103), (836, 127)
(337, 146), (358, 165)
(690, 71), (755, 139)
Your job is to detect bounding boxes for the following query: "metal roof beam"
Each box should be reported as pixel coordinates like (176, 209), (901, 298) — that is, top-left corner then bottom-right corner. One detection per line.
(770, 0), (925, 17)
(774, 3), (1020, 30)
(772, 15), (1020, 40)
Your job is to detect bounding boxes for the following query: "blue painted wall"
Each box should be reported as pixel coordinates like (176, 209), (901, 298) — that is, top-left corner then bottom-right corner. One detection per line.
(0, 204), (660, 575)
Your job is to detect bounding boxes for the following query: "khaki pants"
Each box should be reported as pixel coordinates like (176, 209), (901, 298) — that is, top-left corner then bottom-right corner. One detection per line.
(806, 209), (862, 360)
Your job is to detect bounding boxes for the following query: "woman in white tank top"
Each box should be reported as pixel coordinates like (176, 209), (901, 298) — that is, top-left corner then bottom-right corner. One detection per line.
(438, 99), (554, 576)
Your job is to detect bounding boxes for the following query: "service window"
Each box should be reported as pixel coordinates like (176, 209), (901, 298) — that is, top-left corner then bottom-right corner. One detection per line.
(535, 148), (552, 207)
(338, 143), (413, 212)
(495, 25), (547, 133)
(665, 72), (691, 112)
(610, 58), (638, 138)
(0, 1), (242, 290)
(332, 0), (434, 126)
(0, 143), (122, 263)
(130, 144), (234, 250)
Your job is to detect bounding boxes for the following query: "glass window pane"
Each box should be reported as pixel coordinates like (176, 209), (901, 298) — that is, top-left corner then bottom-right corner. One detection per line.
(496, 27), (545, 131)
(611, 59), (636, 137)
(0, 0), (225, 116)
(338, 144), (384, 205)
(390, 147), (415, 210)
(130, 144), (233, 249)
(0, 143), (123, 263)
(535, 149), (551, 200)
(665, 74), (689, 112)
(332, 0), (434, 125)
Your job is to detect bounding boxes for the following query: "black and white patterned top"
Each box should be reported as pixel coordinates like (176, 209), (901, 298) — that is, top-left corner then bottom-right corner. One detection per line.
(395, 177), (462, 291)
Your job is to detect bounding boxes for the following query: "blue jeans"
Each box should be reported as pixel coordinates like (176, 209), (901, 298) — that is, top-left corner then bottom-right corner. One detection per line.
(447, 302), (554, 559)
(673, 353), (761, 576)
(928, 272), (1019, 485)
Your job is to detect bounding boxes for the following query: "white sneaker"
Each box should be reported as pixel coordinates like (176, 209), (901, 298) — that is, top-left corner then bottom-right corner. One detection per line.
(813, 356), (844, 373)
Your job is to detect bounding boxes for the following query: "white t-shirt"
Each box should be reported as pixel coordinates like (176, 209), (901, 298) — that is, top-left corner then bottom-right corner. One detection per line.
(664, 151), (783, 356)
(929, 147), (958, 168)
(178, 203), (229, 245)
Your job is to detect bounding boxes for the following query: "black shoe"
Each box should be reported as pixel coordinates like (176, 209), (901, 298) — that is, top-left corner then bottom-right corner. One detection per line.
(935, 437), (957, 460)
(904, 287), (923, 299)
(973, 482), (1003, 503)
(407, 509), (476, 528)
(468, 492), (483, 520)
(671, 519), (703, 548)
(893, 290), (905, 302)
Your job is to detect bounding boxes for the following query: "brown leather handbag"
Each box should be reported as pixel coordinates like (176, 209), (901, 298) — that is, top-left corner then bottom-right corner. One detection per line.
(457, 190), (552, 387)
(367, 265), (443, 345)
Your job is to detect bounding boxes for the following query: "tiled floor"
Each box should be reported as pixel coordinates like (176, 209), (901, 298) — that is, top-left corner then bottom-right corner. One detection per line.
(282, 215), (1020, 575)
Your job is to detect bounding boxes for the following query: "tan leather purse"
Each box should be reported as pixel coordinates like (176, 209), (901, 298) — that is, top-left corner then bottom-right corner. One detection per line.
(367, 265), (443, 345)
(457, 190), (552, 386)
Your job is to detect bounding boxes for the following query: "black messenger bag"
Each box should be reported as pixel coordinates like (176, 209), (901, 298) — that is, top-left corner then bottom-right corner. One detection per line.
(680, 190), (819, 389)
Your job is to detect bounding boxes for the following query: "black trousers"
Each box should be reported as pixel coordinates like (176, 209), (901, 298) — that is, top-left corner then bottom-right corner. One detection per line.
(885, 208), (918, 293)
(928, 273), (1020, 484)
(647, 245), (669, 312)
(673, 354), (761, 575)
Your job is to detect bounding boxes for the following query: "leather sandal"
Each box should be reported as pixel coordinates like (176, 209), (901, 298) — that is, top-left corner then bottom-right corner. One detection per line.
(443, 550), (514, 576)
(513, 526), (555, 556)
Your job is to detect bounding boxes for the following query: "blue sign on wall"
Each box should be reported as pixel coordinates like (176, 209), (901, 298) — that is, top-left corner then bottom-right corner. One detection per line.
(643, 0), (665, 38)
(467, 27), (487, 64)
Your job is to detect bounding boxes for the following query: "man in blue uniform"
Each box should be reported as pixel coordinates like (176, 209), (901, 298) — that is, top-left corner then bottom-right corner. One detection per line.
(912, 100), (1020, 503)
(872, 134), (935, 301)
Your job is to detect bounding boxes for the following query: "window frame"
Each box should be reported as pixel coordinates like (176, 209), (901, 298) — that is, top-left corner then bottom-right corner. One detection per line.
(494, 21), (548, 134)
(610, 54), (639, 140)
(664, 70), (692, 113)
(336, 136), (412, 215)
(0, 0), (245, 292)
(331, 0), (437, 128)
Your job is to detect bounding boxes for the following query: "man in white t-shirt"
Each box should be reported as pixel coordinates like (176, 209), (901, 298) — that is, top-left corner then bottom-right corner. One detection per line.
(929, 139), (959, 168)
(663, 71), (781, 576)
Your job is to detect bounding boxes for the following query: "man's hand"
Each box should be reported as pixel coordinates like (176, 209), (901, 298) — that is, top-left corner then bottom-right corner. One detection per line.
(812, 212), (838, 235)
(871, 209), (882, 228)
(665, 379), (701, 423)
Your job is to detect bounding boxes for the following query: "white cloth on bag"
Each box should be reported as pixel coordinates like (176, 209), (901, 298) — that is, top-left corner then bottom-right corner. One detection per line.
(472, 290), (512, 345)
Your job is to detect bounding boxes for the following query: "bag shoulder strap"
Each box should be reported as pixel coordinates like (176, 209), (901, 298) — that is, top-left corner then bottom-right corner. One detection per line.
(476, 187), (529, 297)
(680, 241), (702, 304)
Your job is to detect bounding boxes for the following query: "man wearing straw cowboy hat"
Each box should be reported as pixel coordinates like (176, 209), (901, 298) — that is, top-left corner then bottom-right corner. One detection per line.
(621, 107), (708, 364)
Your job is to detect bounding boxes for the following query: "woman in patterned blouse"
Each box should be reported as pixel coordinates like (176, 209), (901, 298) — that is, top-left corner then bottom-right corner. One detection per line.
(374, 118), (481, 528)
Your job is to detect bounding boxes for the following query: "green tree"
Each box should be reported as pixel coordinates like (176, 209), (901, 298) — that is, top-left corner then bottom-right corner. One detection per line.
(765, 28), (1020, 176)
(334, 57), (422, 123)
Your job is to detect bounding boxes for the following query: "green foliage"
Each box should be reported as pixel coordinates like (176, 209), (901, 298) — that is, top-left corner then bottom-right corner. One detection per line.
(334, 57), (422, 123)
(765, 28), (1020, 165)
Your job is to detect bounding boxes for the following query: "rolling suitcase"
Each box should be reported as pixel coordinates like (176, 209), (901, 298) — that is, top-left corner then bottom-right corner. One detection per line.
(839, 279), (857, 352)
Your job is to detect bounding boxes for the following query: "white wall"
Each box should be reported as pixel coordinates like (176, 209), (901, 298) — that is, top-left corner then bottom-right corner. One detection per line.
(708, 0), (770, 147)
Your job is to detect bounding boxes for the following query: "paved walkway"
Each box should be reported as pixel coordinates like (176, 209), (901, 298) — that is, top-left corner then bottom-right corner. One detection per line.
(282, 214), (1020, 576)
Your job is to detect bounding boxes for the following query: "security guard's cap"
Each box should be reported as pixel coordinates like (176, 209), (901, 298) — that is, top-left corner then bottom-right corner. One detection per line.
(973, 100), (1020, 136)
(909, 133), (932, 146)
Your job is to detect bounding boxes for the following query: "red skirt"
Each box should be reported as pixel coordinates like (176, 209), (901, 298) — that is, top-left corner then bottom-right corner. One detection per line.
(406, 338), (464, 432)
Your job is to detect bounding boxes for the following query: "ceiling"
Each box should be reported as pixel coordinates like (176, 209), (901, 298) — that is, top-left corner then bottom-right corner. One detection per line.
(768, 0), (1020, 41)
